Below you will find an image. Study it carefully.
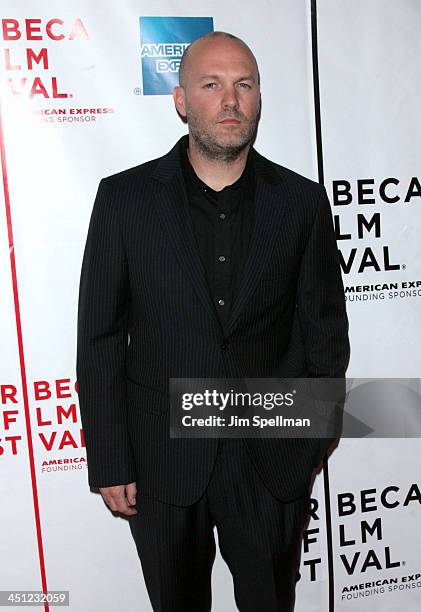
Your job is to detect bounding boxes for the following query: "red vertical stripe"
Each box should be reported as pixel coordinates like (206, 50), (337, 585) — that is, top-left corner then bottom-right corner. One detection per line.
(0, 100), (50, 611)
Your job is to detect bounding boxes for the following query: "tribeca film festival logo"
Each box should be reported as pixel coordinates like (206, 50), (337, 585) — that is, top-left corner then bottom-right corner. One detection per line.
(0, 379), (87, 475)
(298, 482), (421, 595)
(336, 482), (421, 602)
(331, 177), (421, 303)
(137, 16), (213, 95)
(1, 18), (114, 123)
(2, 18), (88, 98)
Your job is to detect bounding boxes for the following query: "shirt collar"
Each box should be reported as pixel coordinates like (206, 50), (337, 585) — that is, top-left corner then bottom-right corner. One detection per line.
(181, 135), (254, 197)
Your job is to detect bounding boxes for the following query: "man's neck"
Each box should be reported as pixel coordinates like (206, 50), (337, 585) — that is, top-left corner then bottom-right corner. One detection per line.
(187, 136), (250, 192)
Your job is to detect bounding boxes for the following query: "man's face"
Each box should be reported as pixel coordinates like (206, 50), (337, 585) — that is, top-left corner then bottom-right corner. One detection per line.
(173, 37), (261, 161)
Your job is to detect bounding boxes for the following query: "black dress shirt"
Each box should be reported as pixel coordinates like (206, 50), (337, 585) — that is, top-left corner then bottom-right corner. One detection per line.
(180, 139), (255, 329)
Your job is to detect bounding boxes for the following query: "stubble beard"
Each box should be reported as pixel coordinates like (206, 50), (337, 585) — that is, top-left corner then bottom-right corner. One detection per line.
(186, 106), (258, 163)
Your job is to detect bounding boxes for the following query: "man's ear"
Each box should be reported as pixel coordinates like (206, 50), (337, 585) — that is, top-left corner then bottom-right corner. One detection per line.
(173, 85), (187, 118)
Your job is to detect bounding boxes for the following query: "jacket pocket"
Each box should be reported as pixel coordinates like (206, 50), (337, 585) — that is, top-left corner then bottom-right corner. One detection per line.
(125, 376), (169, 416)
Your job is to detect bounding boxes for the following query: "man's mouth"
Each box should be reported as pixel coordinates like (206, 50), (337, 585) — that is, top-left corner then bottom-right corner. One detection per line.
(219, 118), (241, 124)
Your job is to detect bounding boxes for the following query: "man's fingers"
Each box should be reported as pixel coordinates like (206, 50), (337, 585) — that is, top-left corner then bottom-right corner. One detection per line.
(125, 481), (137, 506)
(99, 484), (138, 516)
(106, 492), (138, 515)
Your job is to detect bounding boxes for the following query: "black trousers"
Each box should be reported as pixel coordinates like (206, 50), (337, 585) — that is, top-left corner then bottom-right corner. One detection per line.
(128, 438), (311, 612)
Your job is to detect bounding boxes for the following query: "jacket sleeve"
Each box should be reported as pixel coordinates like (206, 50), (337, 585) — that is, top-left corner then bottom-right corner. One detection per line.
(76, 178), (136, 488)
(296, 185), (350, 466)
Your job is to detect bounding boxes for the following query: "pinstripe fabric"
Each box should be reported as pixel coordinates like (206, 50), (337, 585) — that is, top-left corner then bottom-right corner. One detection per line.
(76, 134), (350, 504)
(128, 438), (309, 612)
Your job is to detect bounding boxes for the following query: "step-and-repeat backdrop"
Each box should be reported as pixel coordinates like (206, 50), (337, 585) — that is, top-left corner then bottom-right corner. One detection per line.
(1, 1), (420, 610)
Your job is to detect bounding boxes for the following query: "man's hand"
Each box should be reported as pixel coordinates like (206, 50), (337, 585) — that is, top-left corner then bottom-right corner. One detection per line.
(99, 481), (137, 516)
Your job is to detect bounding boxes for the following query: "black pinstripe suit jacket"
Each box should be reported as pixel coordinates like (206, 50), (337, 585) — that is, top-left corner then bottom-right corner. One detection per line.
(76, 134), (350, 505)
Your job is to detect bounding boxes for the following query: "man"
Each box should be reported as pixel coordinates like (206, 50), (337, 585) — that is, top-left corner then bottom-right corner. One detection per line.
(76, 31), (349, 611)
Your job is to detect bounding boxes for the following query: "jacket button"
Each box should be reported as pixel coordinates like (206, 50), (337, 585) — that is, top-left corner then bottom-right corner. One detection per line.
(220, 340), (230, 350)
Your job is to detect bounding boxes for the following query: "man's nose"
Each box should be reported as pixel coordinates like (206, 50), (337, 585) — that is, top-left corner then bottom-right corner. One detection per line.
(221, 85), (240, 109)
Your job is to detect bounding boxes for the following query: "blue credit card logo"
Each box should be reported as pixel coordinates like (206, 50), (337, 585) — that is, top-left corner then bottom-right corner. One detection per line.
(139, 16), (214, 95)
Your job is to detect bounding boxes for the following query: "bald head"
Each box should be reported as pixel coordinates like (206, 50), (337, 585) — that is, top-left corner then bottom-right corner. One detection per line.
(172, 30), (261, 162)
(178, 31), (260, 89)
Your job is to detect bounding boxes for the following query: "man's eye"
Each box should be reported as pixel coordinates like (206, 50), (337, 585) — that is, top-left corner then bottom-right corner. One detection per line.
(204, 82), (217, 89)
(238, 82), (251, 89)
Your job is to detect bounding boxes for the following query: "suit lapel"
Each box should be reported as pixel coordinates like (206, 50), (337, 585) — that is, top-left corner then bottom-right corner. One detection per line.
(226, 165), (287, 335)
(151, 139), (224, 333)
(150, 136), (288, 336)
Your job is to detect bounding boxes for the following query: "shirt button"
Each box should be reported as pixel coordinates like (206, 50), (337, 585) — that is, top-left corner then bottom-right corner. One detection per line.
(218, 299), (225, 306)
(219, 213), (226, 219)
(221, 340), (230, 350)
(218, 255), (226, 262)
